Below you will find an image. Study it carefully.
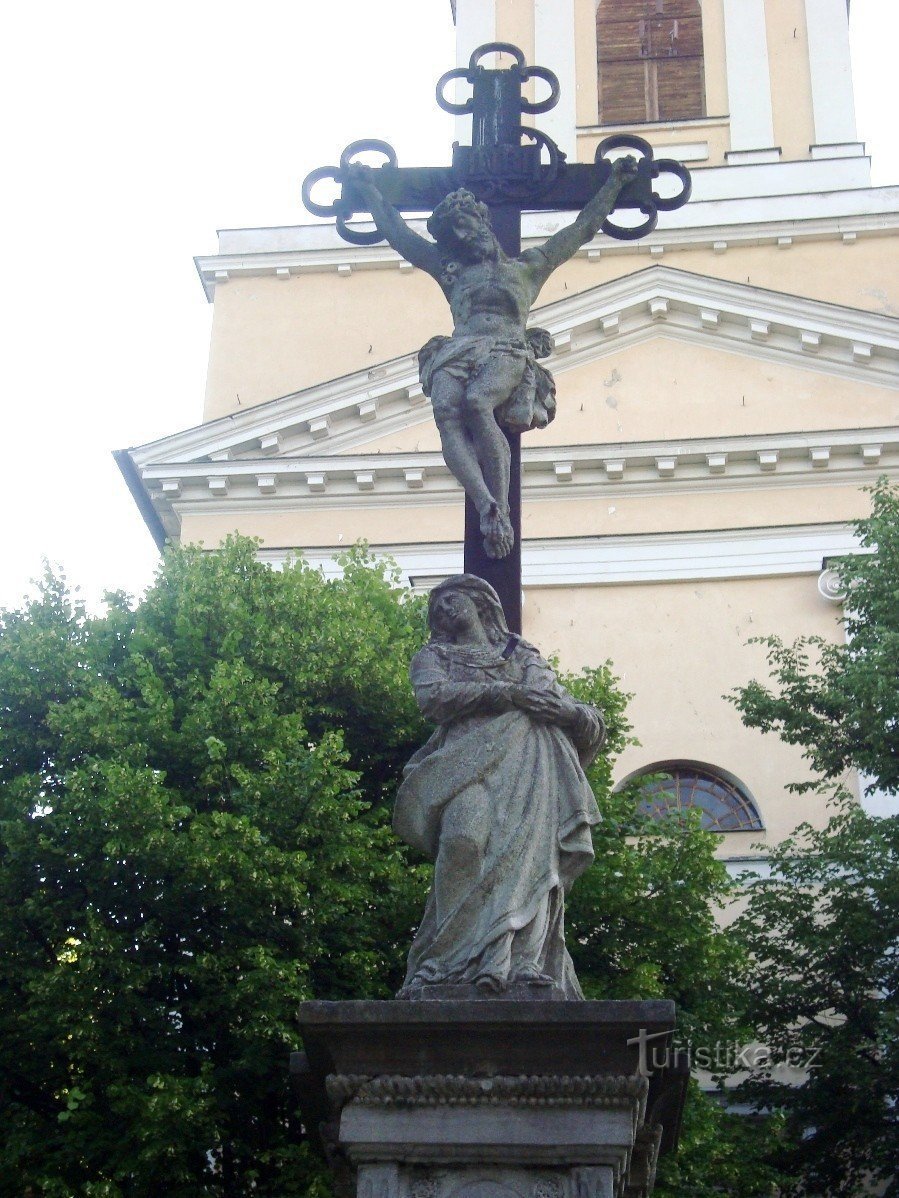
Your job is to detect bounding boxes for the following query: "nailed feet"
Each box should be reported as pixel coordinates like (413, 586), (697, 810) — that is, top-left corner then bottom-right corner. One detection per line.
(481, 503), (514, 559)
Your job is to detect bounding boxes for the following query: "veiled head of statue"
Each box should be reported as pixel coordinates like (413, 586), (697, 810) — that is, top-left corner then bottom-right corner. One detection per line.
(427, 574), (510, 645)
(427, 190), (497, 261)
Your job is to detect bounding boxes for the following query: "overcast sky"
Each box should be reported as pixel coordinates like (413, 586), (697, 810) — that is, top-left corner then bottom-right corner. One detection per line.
(1, 1), (896, 612)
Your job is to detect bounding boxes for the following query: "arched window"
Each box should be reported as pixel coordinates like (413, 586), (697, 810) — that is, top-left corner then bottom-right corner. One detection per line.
(596, 0), (705, 126)
(622, 761), (764, 832)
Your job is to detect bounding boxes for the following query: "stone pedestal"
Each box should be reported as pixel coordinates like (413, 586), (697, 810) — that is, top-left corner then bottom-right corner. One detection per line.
(292, 1001), (687, 1198)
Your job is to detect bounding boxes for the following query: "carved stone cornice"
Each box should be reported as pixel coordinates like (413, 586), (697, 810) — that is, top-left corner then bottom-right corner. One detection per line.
(326, 1073), (649, 1113)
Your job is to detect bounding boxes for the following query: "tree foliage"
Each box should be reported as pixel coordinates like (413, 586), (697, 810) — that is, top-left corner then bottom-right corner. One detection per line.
(0, 537), (762, 1195)
(560, 671), (783, 1195)
(733, 807), (899, 1196)
(730, 480), (899, 1196)
(733, 478), (899, 795)
(0, 542), (429, 1196)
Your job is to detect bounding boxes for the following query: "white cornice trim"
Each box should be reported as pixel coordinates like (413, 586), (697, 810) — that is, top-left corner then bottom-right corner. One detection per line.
(196, 180), (898, 299)
(145, 429), (899, 543)
(130, 265), (899, 472)
(253, 522), (861, 589)
(197, 210), (897, 298)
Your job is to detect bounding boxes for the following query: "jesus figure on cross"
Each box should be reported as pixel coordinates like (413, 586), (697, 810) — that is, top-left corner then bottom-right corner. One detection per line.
(348, 157), (638, 559)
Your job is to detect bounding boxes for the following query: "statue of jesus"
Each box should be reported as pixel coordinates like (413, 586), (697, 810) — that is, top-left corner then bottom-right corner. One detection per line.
(348, 158), (638, 558)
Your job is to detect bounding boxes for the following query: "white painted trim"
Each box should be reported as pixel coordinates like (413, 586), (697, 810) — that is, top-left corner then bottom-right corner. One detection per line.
(454, 0), (494, 67)
(199, 172), (889, 298)
(804, 0), (858, 146)
(139, 426), (899, 484)
(722, 857), (772, 880)
(254, 523), (861, 589)
(686, 155), (870, 203)
(810, 141), (865, 160)
(196, 206), (895, 299)
(722, 0), (775, 152)
(453, 0), (495, 142)
(534, 0), (577, 159)
(724, 149), (781, 166)
(578, 115), (730, 137)
(143, 434), (898, 551)
(652, 142), (709, 163)
(145, 425), (899, 495)
(134, 264), (899, 467)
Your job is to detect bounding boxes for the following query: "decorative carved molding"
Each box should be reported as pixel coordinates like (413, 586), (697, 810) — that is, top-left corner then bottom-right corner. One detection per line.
(409, 1179), (438, 1198)
(132, 265), (899, 472)
(195, 183), (899, 299)
(325, 1073), (648, 1112)
(533, 1180), (563, 1198)
(818, 566), (846, 603)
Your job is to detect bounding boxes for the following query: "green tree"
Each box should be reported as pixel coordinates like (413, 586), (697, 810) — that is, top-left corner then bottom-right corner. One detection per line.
(563, 671), (786, 1197)
(0, 538), (768, 1195)
(730, 479), (899, 1196)
(0, 541), (429, 1197)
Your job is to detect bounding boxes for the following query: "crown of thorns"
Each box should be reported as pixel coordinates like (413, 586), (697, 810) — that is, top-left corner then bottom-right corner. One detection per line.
(427, 189), (492, 243)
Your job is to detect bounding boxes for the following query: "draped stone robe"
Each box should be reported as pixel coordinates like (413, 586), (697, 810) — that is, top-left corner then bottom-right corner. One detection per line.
(393, 635), (605, 998)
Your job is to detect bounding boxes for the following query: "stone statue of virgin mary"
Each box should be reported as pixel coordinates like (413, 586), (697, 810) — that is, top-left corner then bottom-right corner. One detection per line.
(393, 575), (606, 999)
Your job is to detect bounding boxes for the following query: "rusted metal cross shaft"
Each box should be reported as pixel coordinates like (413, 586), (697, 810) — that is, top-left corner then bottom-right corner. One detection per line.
(303, 43), (691, 632)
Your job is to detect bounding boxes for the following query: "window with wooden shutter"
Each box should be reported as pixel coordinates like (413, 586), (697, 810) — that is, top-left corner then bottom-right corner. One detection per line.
(596, 0), (705, 125)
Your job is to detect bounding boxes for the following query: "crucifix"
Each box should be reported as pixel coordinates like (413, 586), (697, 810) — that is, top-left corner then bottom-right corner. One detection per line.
(303, 43), (691, 633)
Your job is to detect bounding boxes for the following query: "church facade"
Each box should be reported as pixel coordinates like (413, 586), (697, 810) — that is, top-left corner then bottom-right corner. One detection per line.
(118, 0), (899, 870)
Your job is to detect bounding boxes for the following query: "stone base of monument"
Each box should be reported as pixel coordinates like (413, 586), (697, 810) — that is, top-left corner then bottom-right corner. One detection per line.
(292, 1000), (687, 1198)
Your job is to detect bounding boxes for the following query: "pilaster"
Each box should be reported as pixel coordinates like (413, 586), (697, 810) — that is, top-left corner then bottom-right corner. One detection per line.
(454, 0), (496, 66)
(722, 0), (778, 160)
(804, 0), (859, 153)
(534, 0), (577, 159)
(453, 0), (498, 142)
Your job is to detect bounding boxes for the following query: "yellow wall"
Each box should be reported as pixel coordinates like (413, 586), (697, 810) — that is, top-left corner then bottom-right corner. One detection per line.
(699, 0), (729, 123)
(345, 338), (899, 456)
(541, 341), (899, 447)
(533, 237), (899, 314)
(178, 477), (872, 556)
(576, 120), (731, 169)
(203, 268), (450, 419)
(179, 502), (465, 551)
(178, 492), (848, 846)
(520, 480), (873, 540)
(765, 0), (816, 160)
(496, 0), (534, 66)
(203, 236), (898, 421)
(526, 572), (843, 842)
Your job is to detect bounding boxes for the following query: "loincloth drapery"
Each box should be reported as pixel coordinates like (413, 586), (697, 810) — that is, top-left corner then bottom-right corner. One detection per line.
(418, 327), (557, 434)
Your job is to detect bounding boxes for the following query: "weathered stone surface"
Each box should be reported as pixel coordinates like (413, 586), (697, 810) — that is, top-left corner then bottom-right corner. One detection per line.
(294, 998), (676, 1078)
(348, 161), (637, 559)
(355, 1163), (617, 1198)
(293, 999), (686, 1198)
(327, 1073), (648, 1109)
(393, 576), (606, 1001)
(408, 982), (568, 1003)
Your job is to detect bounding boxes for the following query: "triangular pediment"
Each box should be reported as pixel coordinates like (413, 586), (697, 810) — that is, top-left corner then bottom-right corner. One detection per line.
(119, 266), (899, 546)
(128, 265), (899, 469)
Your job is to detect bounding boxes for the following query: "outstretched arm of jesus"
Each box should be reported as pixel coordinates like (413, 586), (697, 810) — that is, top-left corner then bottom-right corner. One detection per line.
(345, 165), (443, 278)
(522, 156), (639, 292)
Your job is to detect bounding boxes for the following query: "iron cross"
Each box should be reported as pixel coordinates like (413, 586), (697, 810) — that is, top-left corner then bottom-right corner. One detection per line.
(303, 43), (691, 633)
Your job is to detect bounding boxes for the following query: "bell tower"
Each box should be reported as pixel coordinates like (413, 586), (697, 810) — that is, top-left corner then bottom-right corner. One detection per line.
(452, 0), (866, 185)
